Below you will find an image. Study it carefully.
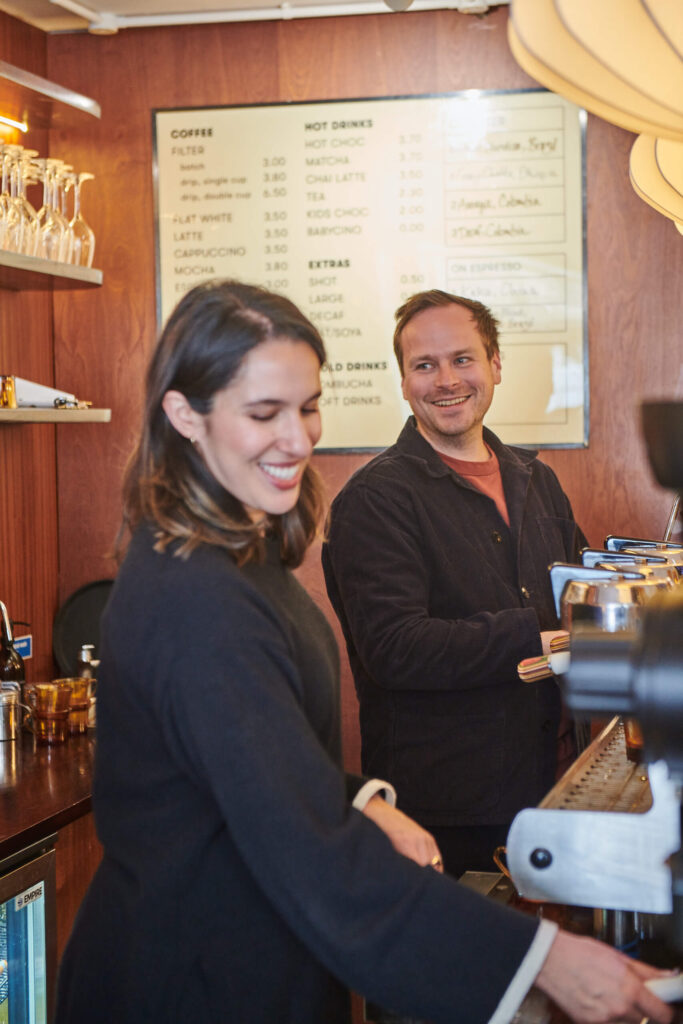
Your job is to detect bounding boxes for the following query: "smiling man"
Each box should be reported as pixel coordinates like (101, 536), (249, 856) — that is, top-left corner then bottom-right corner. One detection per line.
(322, 290), (587, 883)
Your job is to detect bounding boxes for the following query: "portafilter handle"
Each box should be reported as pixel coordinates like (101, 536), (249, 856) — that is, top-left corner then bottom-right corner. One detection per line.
(548, 563), (644, 619)
(605, 535), (682, 552)
(581, 548), (668, 568)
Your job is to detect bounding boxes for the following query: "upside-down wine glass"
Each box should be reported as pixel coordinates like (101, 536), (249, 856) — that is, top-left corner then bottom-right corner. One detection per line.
(38, 158), (68, 262)
(0, 144), (11, 250)
(67, 171), (95, 268)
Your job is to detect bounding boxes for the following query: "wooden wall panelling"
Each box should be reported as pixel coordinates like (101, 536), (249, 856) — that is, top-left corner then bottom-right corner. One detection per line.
(0, 9), (46, 75)
(55, 812), (102, 959)
(48, 21), (283, 600)
(0, 14), (58, 682)
(541, 117), (683, 548)
(0, 281), (58, 682)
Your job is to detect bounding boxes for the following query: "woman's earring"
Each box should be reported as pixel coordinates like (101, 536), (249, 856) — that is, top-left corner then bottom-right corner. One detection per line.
(190, 436), (197, 445)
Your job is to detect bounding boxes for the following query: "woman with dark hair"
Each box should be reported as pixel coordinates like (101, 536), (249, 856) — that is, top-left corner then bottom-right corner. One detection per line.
(55, 280), (672, 1024)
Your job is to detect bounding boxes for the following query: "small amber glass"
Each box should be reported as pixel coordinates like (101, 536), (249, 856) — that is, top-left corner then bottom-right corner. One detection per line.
(59, 677), (91, 735)
(26, 681), (72, 713)
(33, 711), (70, 745)
(25, 681), (73, 745)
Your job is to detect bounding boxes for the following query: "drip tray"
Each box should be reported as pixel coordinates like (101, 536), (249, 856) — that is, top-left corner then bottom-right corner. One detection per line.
(540, 717), (652, 814)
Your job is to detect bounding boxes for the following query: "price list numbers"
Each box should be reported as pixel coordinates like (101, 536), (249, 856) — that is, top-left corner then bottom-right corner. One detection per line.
(158, 118), (271, 321)
(397, 272), (426, 304)
(262, 156), (290, 293)
(397, 132), (426, 238)
(395, 131), (430, 308)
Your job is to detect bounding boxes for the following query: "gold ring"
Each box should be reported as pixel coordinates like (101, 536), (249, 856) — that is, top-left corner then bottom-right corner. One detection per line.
(430, 855), (443, 867)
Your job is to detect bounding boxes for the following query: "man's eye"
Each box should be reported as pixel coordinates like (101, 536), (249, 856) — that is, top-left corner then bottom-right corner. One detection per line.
(302, 405), (319, 416)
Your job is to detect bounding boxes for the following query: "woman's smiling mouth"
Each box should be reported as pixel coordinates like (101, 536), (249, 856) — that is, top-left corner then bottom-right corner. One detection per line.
(259, 461), (302, 485)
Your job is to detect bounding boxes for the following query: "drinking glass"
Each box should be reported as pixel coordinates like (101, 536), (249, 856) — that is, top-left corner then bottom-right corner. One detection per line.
(14, 149), (40, 257)
(67, 171), (95, 268)
(3, 144), (26, 253)
(0, 144), (10, 249)
(38, 158), (68, 262)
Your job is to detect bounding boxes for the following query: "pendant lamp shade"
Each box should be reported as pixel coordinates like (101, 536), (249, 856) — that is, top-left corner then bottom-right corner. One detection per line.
(630, 135), (683, 223)
(656, 139), (683, 196)
(509, 0), (683, 231)
(509, 0), (683, 141)
(555, 0), (683, 115)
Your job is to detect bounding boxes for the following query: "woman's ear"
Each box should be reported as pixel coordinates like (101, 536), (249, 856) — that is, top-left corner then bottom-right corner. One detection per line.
(162, 390), (203, 441)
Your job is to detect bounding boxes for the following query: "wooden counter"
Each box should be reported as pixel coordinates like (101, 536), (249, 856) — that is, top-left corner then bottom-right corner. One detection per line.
(0, 732), (94, 860)
(0, 731), (102, 957)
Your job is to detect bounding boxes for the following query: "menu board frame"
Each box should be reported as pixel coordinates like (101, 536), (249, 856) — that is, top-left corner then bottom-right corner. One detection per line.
(152, 89), (588, 452)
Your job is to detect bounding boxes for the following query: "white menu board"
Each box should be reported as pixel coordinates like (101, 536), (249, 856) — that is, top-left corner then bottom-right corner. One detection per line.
(153, 90), (586, 450)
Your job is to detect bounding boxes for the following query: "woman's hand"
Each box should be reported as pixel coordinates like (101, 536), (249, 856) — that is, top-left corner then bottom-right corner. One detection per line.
(534, 929), (674, 1024)
(362, 795), (443, 871)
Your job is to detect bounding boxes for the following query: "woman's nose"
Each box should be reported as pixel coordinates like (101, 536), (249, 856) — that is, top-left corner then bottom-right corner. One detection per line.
(281, 413), (314, 456)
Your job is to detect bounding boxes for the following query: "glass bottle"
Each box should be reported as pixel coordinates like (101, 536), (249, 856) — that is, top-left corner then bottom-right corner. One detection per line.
(0, 601), (25, 690)
(76, 643), (95, 679)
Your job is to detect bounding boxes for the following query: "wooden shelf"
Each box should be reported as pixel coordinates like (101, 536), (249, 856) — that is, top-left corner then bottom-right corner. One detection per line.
(0, 251), (102, 291)
(0, 59), (101, 131)
(0, 408), (111, 424)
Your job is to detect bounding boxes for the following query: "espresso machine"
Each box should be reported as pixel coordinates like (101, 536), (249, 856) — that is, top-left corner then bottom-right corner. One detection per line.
(506, 401), (683, 952)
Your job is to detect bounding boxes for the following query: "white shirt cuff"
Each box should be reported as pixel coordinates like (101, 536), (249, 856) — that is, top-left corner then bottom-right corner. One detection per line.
(487, 919), (559, 1024)
(352, 779), (397, 811)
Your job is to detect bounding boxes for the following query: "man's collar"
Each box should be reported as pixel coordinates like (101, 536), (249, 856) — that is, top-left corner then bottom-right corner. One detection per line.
(395, 417), (538, 473)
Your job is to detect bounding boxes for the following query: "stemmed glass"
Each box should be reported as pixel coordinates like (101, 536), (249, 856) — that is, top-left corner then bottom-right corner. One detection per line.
(55, 162), (74, 262)
(67, 171), (95, 268)
(38, 158), (69, 262)
(2, 145), (40, 256)
(0, 145), (11, 250)
(14, 149), (40, 257)
(1, 146), (96, 266)
(2, 144), (28, 254)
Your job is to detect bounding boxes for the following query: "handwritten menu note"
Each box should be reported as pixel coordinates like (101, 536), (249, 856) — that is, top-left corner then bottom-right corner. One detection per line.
(154, 91), (586, 449)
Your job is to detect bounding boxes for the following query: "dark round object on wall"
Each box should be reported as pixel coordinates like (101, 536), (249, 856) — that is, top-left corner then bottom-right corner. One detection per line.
(641, 401), (683, 490)
(53, 579), (115, 677)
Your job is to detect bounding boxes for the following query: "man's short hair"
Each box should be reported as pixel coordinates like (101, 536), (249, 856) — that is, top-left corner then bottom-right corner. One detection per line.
(393, 290), (500, 375)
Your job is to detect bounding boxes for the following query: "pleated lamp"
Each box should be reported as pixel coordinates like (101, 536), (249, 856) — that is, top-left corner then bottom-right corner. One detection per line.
(508, 0), (683, 230)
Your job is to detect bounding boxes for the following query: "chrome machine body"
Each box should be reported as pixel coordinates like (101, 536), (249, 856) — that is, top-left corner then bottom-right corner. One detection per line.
(507, 401), (683, 943)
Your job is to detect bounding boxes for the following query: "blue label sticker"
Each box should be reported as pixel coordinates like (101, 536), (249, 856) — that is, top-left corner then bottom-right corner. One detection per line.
(14, 635), (32, 659)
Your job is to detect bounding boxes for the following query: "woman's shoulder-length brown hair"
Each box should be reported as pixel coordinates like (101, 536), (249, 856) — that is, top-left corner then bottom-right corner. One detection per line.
(119, 280), (327, 569)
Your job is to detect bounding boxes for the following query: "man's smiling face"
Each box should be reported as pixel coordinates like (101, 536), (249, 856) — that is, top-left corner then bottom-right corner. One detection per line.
(400, 303), (502, 459)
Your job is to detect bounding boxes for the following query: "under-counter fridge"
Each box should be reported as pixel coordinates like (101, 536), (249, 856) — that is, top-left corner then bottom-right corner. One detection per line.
(0, 839), (56, 1024)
